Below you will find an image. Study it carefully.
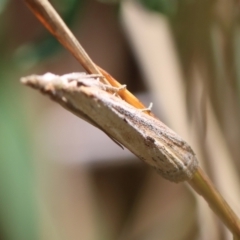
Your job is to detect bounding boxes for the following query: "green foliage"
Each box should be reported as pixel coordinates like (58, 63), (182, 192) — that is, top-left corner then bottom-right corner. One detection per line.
(14, 0), (84, 70)
(0, 0), (9, 15)
(0, 1), (85, 239)
(97, 0), (121, 3)
(139, 0), (178, 16)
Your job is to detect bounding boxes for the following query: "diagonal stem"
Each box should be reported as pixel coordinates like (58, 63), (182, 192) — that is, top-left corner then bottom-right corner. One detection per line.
(188, 168), (240, 238)
(24, 0), (148, 109)
(24, 0), (101, 76)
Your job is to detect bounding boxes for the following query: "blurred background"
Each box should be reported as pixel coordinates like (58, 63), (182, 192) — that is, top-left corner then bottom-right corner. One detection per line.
(0, 0), (240, 239)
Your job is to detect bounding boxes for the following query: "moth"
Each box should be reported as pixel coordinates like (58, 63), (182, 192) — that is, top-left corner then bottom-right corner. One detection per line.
(21, 73), (198, 183)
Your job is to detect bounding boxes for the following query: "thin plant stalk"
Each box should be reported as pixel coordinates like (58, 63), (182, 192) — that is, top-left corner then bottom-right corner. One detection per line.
(24, 0), (146, 110)
(188, 168), (240, 238)
(24, 0), (240, 238)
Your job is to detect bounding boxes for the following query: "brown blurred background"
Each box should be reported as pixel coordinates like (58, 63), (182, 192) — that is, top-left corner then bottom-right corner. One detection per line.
(0, 0), (240, 239)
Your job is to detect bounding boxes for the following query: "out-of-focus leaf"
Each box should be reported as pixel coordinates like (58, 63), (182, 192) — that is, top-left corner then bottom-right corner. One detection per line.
(0, 68), (38, 240)
(0, 0), (9, 15)
(14, 39), (61, 70)
(14, 0), (84, 71)
(138, 0), (178, 16)
(233, 27), (240, 103)
(97, 0), (121, 4)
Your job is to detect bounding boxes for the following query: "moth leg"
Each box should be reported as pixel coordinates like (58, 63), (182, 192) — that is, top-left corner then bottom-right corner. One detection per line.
(111, 84), (127, 96)
(82, 74), (103, 78)
(81, 74), (126, 90)
(140, 102), (153, 112)
(99, 84), (127, 95)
